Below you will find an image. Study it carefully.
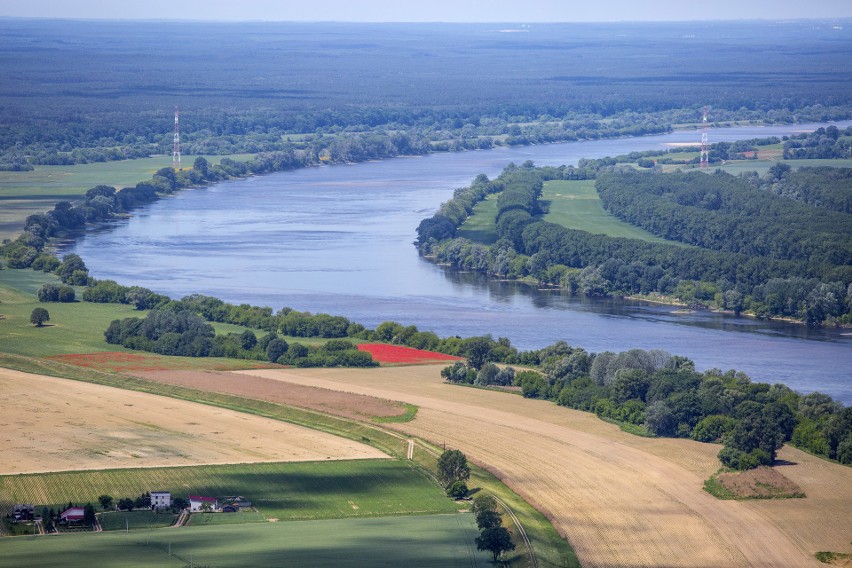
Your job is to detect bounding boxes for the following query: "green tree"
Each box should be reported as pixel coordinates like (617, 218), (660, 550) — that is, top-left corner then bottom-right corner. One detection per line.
(472, 494), (497, 517)
(475, 508), (502, 530)
(476, 526), (515, 562)
(98, 495), (113, 510)
(30, 307), (50, 327)
(117, 498), (134, 511)
(447, 481), (469, 499)
(266, 337), (289, 362)
(437, 449), (470, 489)
(83, 503), (96, 527)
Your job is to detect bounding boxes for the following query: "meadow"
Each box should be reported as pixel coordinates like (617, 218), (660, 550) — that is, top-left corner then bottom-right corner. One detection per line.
(0, 460), (457, 522)
(540, 180), (683, 244)
(456, 180), (683, 246)
(0, 515), (488, 568)
(0, 154), (253, 240)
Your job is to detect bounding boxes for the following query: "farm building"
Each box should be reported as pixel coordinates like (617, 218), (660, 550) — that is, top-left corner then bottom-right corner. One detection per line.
(12, 504), (35, 522)
(189, 496), (218, 512)
(60, 507), (85, 524)
(150, 491), (171, 510)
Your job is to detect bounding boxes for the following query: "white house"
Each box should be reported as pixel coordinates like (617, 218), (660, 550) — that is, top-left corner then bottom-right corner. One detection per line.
(188, 496), (218, 512)
(150, 491), (171, 510)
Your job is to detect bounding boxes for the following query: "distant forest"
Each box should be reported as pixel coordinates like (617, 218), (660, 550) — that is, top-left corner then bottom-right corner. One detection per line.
(1, 19), (851, 168)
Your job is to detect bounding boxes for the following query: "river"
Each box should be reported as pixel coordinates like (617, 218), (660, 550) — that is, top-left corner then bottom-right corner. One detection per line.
(67, 123), (852, 403)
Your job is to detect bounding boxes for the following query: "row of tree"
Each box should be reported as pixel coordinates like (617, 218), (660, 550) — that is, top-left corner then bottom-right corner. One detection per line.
(440, 344), (852, 469)
(782, 125), (852, 160)
(103, 308), (376, 368)
(416, 164), (852, 325)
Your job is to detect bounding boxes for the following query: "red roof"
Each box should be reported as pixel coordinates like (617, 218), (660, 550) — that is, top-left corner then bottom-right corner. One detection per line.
(61, 507), (85, 520)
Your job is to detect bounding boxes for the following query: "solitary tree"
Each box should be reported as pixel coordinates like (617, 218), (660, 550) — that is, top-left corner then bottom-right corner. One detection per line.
(437, 449), (470, 489)
(476, 526), (515, 562)
(98, 495), (113, 510)
(30, 307), (50, 327)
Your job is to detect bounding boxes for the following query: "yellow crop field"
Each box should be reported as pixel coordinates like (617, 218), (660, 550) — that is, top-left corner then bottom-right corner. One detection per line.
(240, 366), (852, 568)
(0, 367), (387, 476)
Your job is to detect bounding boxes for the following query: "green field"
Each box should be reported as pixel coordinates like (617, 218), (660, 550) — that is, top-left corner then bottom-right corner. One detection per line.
(457, 194), (500, 244)
(98, 510), (177, 531)
(0, 267), (311, 362)
(0, 515), (489, 568)
(0, 460), (458, 522)
(0, 154), (254, 240)
(542, 180), (683, 244)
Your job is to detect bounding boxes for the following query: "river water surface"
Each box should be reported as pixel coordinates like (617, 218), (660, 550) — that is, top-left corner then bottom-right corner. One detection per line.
(67, 123), (852, 403)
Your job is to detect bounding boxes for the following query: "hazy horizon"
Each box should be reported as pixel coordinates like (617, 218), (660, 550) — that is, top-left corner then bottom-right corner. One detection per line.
(1, 0), (851, 23)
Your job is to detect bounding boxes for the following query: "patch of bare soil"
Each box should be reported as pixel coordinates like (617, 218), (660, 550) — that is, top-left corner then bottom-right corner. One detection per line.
(716, 466), (805, 499)
(130, 370), (408, 422)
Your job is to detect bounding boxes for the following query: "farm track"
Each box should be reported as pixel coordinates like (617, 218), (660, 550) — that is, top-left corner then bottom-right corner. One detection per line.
(238, 366), (852, 568)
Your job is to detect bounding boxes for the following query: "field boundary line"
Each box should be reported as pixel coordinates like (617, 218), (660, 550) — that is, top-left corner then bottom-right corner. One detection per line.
(494, 495), (536, 568)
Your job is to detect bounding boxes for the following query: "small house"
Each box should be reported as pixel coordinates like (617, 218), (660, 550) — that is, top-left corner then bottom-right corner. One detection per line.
(60, 507), (85, 524)
(150, 491), (171, 510)
(188, 496), (218, 512)
(12, 504), (35, 522)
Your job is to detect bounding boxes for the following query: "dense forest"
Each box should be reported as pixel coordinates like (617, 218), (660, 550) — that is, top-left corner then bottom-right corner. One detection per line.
(417, 162), (852, 326)
(1, 19), (851, 171)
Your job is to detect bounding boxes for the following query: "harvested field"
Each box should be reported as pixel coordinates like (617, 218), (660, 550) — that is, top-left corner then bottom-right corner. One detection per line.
(356, 344), (463, 364)
(238, 366), (852, 568)
(0, 367), (386, 475)
(49, 352), (274, 373)
(131, 370), (409, 422)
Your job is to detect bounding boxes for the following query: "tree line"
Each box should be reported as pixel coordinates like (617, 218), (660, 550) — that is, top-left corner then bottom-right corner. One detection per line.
(416, 163), (852, 326)
(9, 249), (850, 469)
(440, 344), (852, 470)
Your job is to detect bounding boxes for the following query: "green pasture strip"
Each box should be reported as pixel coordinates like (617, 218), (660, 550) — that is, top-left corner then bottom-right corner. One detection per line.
(0, 154), (255, 199)
(457, 194), (500, 244)
(98, 511), (177, 531)
(0, 461), (456, 523)
(185, 510), (266, 526)
(0, 154), (254, 239)
(0, 515), (489, 568)
(542, 180), (683, 246)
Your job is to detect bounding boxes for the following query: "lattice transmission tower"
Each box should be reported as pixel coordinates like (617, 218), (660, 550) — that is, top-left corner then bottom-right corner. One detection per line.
(173, 106), (181, 170)
(699, 106), (709, 169)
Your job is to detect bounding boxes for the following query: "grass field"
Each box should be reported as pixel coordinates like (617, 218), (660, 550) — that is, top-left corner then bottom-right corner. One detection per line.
(457, 194), (500, 244)
(0, 460), (457, 522)
(541, 180), (684, 245)
(0, 515), (489, 568)
(0, 154), (254, 240)
(98, 510), (177, 531)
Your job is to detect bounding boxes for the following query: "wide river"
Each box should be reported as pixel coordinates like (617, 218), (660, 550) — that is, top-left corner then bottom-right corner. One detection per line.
(68, 123), (852, 403)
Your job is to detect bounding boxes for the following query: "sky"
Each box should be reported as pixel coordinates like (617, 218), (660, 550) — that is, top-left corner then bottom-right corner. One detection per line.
(1, 0), (851, 22)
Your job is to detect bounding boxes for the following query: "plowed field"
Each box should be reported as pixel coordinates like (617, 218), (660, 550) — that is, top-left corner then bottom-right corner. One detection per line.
(238, 366), (851, 568)
(0, 367), (386, 475)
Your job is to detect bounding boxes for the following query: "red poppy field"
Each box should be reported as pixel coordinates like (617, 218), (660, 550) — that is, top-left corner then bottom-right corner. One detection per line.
(356, 344), (463, 365)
